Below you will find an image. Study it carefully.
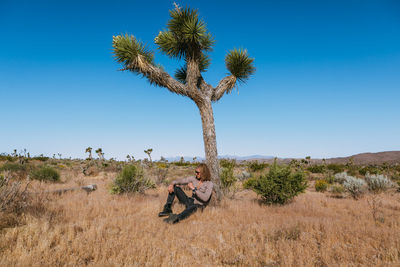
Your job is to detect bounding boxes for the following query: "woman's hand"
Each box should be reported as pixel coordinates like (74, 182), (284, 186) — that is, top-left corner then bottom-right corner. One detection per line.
(168, 184), (174, 193)
(188, 182), (195, 190)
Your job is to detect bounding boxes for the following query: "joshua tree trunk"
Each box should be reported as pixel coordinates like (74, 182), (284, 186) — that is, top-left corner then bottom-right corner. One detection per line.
(197, 99), (222, 201)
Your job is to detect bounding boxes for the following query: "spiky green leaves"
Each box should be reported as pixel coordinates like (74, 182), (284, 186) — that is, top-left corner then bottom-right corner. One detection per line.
(112, 34), (154, 70)
(225, 49), (255, 82)
(154, 7), (214, 60)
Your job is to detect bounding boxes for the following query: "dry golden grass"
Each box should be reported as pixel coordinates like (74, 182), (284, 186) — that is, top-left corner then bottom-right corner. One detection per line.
(1, 171), (400, 266)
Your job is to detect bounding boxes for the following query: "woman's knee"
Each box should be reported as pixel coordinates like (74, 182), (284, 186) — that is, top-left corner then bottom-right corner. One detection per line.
(174, 186), (184, 194)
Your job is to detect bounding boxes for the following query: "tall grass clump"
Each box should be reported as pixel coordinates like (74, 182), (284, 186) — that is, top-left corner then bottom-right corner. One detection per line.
(244, 162), (307, 205)
(0, 162), (29, 179)
(30, 166), (60, 182)
(364, 173), (394, 193)
(0, 173), (29, 229)
(111, 164), (155, 194)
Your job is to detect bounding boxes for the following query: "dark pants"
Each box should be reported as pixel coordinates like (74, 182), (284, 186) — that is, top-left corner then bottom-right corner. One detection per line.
(165, 186), (202, 221)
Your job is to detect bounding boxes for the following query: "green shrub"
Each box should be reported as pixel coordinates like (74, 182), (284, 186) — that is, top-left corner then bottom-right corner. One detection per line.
(220, 159), (237, 191)
(243, 177), (258, 189)
(346, 167), (358, 177)
(326, 164), (345, 174)
(307, 165), (326, 174)
(247, 161), (268, 172)
(220, 159), (236, 169)
(30, 166), (60, 182)
(0, 163), (27, 172)
(325, 175), (335, 184)
(32, 156), (49, 162)
(0, 154), (16, 162)
(359, 166), (380, 176)
(329, 184), (345, 194)
(315, 180), (328, 192)
(245, 163), (307, 205)
(172, 161), (192, 166)
(110, 164), (155, 194)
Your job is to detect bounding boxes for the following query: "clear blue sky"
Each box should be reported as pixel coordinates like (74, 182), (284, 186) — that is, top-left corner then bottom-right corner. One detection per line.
(1, 0), (399, 160)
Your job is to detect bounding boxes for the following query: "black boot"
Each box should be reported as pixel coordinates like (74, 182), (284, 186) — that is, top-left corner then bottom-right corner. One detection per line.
(158, 204), (172, 217)
(163, 214), (179, 224)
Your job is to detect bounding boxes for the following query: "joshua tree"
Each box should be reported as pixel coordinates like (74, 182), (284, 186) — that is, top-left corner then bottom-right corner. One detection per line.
(112, 5), (255, 200)
(85, 147), (93, 160)
(144, 148), (153, 163)
(95, 148), (104, 160)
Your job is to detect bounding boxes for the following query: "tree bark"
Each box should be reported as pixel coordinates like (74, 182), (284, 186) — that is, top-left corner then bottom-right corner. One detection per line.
(197, 99), (222, 201)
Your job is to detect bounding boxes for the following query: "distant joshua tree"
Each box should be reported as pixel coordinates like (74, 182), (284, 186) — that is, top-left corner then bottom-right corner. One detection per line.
(112, 4), (255, 199)
(95, 148), (104, 160)
(144, 148), (153, 163)
(85, 147), (93, 160)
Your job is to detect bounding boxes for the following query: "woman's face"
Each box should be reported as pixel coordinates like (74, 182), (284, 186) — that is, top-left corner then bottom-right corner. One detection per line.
(195, 168), (201, 180)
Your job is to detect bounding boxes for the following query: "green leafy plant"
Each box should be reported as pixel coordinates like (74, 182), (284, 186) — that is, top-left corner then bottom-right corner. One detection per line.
(315, 179), (328, 192)
(243, 177), (258, 189)
(110, 164), (155, 194)
(247, 161), (268, 172)
(329, 184), (345, 195)
(326, 164), (345, 174)
(359, 166), (380, 176)
(0, 154), (16, 162)
(30, 166), (60, 182)
(307, 165), (326, 174)
(219, 159), (237, 192)
(245, 163), (307, 205)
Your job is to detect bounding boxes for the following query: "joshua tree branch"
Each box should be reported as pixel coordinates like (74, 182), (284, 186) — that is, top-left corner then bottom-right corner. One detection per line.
(211, 75), (237, 102)
(124, 55), (190, 98)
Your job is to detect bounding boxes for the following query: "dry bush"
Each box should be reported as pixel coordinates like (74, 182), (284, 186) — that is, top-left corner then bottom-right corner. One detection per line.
(0, 172), (61, 230)
(365, 173), (394, 193)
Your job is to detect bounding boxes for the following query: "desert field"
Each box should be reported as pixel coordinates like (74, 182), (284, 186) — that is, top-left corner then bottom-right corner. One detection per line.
(1, 159), (400, 266)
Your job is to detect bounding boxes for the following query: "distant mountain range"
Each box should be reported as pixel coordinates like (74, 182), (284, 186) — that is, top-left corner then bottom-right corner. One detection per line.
(325, 151), (400, 165)
(162, 151), (400, 165)
(162, 155), (274, 162)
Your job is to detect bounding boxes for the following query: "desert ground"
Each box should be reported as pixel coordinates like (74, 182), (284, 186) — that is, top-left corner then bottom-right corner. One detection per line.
(1, 159), (400, 266)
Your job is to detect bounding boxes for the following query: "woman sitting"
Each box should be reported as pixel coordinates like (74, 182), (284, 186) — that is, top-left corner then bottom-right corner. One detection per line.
(158, 163), (213, 224)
